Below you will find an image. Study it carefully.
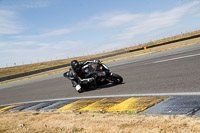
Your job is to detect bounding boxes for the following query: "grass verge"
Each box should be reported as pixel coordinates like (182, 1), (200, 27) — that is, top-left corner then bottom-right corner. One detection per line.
(0, 110), (200, 133)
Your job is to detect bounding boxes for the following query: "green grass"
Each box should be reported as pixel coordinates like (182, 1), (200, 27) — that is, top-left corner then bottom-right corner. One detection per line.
(32, 112), (40, 116)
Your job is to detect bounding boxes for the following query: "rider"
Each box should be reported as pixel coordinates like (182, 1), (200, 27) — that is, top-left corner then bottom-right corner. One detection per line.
(68, 59), (100, 92)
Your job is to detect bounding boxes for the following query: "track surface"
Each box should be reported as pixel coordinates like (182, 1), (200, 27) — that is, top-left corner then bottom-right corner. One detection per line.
(1, 44), (200, 105)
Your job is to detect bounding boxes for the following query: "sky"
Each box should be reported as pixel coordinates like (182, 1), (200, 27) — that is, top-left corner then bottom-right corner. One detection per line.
(0, 0), (200, 68)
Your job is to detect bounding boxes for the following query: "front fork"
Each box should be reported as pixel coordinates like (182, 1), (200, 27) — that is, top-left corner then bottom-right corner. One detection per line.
(106, 72), (114, 82)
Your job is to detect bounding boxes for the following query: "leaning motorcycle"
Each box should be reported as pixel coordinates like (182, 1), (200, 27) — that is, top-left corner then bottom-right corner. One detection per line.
(64, 61), (123, 93)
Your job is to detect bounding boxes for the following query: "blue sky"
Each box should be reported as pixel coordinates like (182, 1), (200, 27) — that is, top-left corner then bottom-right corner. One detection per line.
(0, 0), (200, 68)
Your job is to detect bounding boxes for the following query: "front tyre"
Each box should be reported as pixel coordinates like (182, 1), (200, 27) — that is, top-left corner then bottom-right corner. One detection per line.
(110, 73), (123, 84)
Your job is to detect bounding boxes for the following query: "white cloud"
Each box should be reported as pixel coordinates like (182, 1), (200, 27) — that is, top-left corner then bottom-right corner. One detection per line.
(14, 28), (71, 40)
(0, 39), (85, 53)
(91, 12), (143, 28)
(75, 11), (144, 30)
(0, 41), (42, 52)
(111, 1), (200, 40)
(51, 40), (84, 49)
(0, 10), (25, 34)
(195, 13), (200, 17)
(0, 0), (52, 36)
(71, 1), (200, 42)
(0, 39), (90, 67)
(15, 11), (138, 40)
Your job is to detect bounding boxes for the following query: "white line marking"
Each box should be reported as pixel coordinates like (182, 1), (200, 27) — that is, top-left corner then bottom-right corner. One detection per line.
(152, 53), (200, 64)
(1, 92), (200, 107)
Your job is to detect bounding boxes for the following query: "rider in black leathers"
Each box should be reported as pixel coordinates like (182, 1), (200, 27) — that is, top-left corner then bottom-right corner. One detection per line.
(66, 59), (103, 92)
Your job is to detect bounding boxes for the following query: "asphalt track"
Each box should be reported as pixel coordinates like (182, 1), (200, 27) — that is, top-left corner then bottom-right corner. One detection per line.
(1, 44), (200, 106)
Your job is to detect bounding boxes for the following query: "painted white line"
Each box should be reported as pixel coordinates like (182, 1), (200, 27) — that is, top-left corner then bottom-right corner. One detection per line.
(152, 53), (200, 64)
(1, 92), (200, 107)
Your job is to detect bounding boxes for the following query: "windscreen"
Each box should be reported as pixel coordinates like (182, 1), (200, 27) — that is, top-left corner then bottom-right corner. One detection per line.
(88, 63), (97, 72)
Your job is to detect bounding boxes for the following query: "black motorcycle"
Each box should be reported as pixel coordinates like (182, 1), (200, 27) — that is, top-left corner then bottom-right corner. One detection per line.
(64, 61), (123, 92)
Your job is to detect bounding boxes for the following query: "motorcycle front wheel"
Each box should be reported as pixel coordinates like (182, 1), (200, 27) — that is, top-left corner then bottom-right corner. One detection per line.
(109, 73), (123, 84)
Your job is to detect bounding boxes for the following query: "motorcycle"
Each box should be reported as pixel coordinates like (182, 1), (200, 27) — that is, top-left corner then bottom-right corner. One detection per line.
(64, 61), (123, 93)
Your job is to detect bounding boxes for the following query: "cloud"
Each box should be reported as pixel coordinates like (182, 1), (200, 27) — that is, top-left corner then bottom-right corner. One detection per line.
(76, 11), (143, 30)
(9, 11), (140, 40)
(195, 12), (200, 17)
(0, 39), (89, 67)
(89, 13), (143, 27)
(0, 10), (25, 34)
(14, 28), (71, 40)
(0, 41), (43, 52)
(0, 0), (51, 36)
(51, 40), (84, 49)
(110, 1), (200, 40)
(71, 1), (200, 43)
(0, 39), (85, 53)
(78, 1), (200, 53)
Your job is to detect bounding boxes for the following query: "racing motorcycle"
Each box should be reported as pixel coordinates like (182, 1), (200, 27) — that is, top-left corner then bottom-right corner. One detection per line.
(64, 61), (123, 93)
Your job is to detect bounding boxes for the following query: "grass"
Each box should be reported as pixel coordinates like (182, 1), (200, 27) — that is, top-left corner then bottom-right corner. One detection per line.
(32, 112), (40, 116)
(1, 30), (200, 84)
(1, 110), (200, 133)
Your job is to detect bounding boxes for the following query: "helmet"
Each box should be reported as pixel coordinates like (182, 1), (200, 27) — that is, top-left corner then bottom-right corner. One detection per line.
(71, 60), (80, 72)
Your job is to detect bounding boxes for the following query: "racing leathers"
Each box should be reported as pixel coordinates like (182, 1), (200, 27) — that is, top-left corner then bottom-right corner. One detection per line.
(66, 60), (95, 92)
